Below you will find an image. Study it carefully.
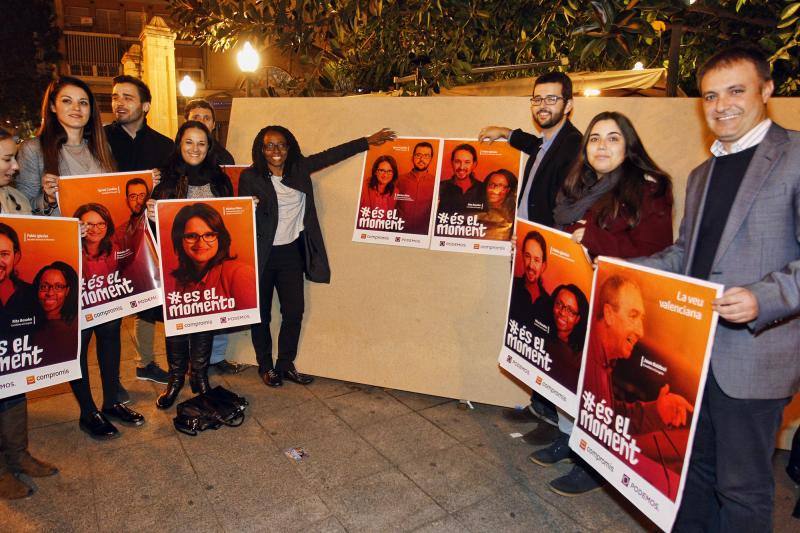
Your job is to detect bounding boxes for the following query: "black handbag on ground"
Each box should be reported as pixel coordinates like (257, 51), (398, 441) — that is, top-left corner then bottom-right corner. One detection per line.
(173, 385), (249, 436)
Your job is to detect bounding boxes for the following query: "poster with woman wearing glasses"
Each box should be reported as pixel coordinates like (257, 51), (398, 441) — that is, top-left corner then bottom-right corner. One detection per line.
(155, 197), (259, 336)
(57, 171), (161, 328)
(0, 214), (81, 396)
(498, 220), (594, 415)
(431, 139), (522, 256)
(352, 137), (442, 249)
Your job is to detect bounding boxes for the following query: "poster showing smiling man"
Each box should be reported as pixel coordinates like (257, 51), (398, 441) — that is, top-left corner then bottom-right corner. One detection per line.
(352, 137), (442, 248)
(155, 197), (259, 336)
(57, 171), (161, 328)
(431, 139), (522, 255)
(0, 215), (81, 397)
(569, 257), (722, 532)
(498, 220), (594, 415)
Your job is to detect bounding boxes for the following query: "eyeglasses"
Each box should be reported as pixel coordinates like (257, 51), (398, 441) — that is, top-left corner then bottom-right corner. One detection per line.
(127, 193), (147, 201)
(530, 95), (564, 106)
(375, 169), (394, 175)
(183, 232), (219, 244)
(263, 142), (288, 152)
(413, 153), (433, 160)
(84, 222), (107, 230)
(39, 283), (67, 292)
(554, 300), (579, 318)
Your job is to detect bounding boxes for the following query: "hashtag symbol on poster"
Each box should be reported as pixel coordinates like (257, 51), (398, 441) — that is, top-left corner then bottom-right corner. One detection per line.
(582, 391), (596, 412)
(508, 319), (519, 335)
(437, 212), (450, 224)
(167, 292), (183, 305)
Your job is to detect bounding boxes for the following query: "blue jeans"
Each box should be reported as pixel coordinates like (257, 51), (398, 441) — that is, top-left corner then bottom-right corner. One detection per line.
(209, 333), (229, 365)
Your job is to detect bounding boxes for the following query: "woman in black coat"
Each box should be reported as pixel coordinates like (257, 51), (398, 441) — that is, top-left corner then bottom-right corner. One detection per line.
(239, 125), (395, 387)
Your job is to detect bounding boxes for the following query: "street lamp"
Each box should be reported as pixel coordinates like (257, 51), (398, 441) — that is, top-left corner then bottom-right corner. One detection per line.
(237, 41), (260, 96)
(179, 75), (197, 98)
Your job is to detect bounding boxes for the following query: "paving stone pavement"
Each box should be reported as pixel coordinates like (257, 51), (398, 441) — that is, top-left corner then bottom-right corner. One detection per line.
(2, 318), (798, 532)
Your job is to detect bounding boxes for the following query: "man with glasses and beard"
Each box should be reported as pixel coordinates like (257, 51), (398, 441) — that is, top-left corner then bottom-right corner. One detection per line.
(396, 142), (436, 234)
(479, 72), (583, 448)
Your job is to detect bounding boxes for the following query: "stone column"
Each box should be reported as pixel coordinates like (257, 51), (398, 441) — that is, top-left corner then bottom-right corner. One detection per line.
(139, 16), (177, 138)
(121, 44), (142, 78)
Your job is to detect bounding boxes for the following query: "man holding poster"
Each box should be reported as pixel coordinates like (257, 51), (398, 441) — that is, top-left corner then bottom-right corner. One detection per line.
(630, 45), (800, 531)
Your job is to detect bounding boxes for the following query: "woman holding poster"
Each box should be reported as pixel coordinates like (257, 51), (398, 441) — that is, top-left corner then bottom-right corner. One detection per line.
(534, 111), (675, 496)
(477, 169), (518, 241)
(359, 155), (399, 218)
(149, 121), (233, 409)
(239, 125), (395, 388)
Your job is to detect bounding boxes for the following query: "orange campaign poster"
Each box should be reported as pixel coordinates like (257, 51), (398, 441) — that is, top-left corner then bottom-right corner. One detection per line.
(498, 220), (594, 415)
(352, 137), (442, 249)
(569, 257), (722, 532)
(155, 197), (260, 336)
(0, 215), (82, 397)
(222, 165), (248, 195)
(57, 171), (161, 329)
(430, 138), (523, 255)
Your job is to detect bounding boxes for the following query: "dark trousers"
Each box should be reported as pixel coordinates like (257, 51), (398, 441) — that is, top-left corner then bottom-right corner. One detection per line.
(70, 319), (121, 417)
(165, 331), (213, 375)
(250, 240), (305, 375)
(673, 372), (790, 532)
(0, 394), (27, 476)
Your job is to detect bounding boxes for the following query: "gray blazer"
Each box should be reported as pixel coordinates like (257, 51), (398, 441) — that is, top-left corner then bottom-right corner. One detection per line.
(635, 123), (800, 400)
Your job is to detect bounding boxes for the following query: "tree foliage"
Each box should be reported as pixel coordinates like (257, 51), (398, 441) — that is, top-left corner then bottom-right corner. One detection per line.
(167, 0), (799, 96)
(0, 0), (60, 136)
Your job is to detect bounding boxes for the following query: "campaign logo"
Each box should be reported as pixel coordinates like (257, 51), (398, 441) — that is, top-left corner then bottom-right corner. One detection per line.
(176, 323), (184, 330)
(439, 241), (445, 247)
(395, 237), (401, 242)
(506, 355), (512, 364)
(361, 234), (367, 239)
(621, 474), (631, 487)
(220, 317), (228, 324)
(579, 439), (587, 450)
(535, 375), (543, 385)
(473, 243), (480, 250)
(130, 301), (138, 309)
(85, 313), (94, 322)
(25, 376), (35, 385)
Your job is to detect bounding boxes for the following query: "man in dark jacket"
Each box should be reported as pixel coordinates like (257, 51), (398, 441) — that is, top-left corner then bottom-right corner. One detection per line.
(479, 72), (582, 447)
(183, 99), (235, 166)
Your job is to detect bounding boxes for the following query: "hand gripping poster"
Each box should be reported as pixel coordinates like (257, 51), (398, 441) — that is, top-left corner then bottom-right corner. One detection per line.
(498, 220), (594, 415)
(430, 139), (523, 255)
(155, 197), (260, 336)
(352, 137), (442, 248)
(0, 215), (81, 397)
(569, 257), (722, 532)
(57, 171), (162, 328)
(221, 165), (248, 195)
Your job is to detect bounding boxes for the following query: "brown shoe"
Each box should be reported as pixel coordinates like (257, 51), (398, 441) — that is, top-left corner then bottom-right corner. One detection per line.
(0, 472), (33, 500)
(18, 453), (58, 478)
(262, 369), (282, 387)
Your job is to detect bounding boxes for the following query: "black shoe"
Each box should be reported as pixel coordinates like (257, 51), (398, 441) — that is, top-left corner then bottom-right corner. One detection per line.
(136, 362), (169, 384)
(531, 400), (558, 426)
(549, 463), (605, 496)
(502, 407), (540, 423)
(523, 422), (562, 446)
(117, 383), (131, 405)
(529, 433), (572, 467)
(79, 411), (120, 440)
(156, 376), (185, 410)
(262, 369), (282, 387)
(101, 403), (145, 427)
(788, 462), (800, 485)
(211, 359), (249, 374)
(283, 368), (314, 385)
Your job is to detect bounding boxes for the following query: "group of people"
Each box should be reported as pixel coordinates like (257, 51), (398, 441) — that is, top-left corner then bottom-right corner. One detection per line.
(486, 46), (800, 531)
(0, 73), (395, 499)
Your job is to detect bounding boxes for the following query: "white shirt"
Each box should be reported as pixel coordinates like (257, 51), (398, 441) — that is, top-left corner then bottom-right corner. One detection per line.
(271, 175), (306, 245)
(710, 118), (772, 157)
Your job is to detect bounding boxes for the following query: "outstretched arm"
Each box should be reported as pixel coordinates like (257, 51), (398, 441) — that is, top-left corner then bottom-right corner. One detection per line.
(306, 128), (397, 174)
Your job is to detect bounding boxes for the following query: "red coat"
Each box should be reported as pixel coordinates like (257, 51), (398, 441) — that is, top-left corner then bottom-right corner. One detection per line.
(564, 181), (673, 259)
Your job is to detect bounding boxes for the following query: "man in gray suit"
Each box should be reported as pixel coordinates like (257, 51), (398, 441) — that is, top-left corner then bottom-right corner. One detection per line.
(634, 45), (800, 531)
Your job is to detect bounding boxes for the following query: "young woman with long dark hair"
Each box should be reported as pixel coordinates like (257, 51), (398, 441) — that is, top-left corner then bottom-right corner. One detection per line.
(239, 125), (395, 388)
(149, 121), (234, 409)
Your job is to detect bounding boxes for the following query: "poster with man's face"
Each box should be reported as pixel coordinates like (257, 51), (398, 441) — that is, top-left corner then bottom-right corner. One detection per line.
(352, 137), (442, 249)
(430, 139), (522, 255)
(57, 171), (161, 329)
(569, 257), (722, 532)
(0, 214), (81, 397)
(155, 197), (260, 336)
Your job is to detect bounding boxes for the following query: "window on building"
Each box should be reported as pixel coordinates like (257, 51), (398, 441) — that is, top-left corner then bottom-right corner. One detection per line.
(64, 7), (91, 29)
(95, 9), (122, 34)
(125, 11), (145, 36)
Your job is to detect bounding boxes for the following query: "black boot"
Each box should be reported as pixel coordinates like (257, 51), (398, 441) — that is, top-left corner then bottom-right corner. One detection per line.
(157, 338), (189, 409)
(189, 332), (212, 395)
(788, 426), (800, 484)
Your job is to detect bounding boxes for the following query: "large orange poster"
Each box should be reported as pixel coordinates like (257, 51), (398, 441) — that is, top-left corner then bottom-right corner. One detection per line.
(569, 257), (722, 532)
(155, 197), (260, 336)
(0, 215), (81, 397)
(57, 171), (161, 328)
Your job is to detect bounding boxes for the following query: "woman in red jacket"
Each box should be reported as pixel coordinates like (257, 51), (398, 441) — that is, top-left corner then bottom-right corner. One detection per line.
(535, 111), (674, 497)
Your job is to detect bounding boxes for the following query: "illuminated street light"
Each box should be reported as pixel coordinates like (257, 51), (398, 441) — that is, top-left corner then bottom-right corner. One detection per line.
(583, 88), (601, 97)
(237, 41), (260, 73)
(179, 75), (197, 97)
(632, 61), (644, 70)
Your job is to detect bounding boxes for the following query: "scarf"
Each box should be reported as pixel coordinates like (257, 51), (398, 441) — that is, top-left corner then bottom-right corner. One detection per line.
(552, 167), (622, 229)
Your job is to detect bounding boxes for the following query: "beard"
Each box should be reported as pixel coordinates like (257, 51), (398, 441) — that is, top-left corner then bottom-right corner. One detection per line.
(534, 108), (565, 129)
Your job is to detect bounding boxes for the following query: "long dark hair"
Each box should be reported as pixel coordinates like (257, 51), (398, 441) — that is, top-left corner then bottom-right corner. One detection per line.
(561, 111), (671, 229)
(73, 203), (115, 257)
(38, 76), (115, 175)
(484, 168), (518, 215)
(551, 284), (589, 353)
(33, 261), (79, 322)
(154, 121), (232, 200)
(171, 202), (234, 284)
(250, 125), (302, 178)
(368, 155), (399, 195)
